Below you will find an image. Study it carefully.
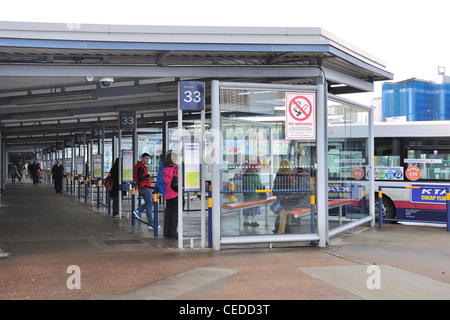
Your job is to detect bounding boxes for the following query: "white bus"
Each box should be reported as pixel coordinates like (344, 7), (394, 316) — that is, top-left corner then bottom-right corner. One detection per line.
(373, 121), (450, 223)
(327, 120), (450, 223)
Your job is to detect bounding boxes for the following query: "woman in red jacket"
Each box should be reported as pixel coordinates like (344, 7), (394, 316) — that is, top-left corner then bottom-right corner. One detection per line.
(162, 152), (179, 239)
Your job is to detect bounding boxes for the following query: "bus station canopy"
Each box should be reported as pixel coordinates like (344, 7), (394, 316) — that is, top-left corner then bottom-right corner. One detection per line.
(0, 21), (393, 154)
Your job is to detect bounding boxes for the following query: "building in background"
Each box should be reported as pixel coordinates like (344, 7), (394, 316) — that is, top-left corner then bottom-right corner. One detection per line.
(381, 77), (450, 122)
(371, 97), (382, 122)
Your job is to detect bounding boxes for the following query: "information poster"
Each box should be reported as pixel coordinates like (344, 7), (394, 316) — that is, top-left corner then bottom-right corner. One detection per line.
(76, 156), (84, 176)
(93, 154), (103, 178)
(184, 142), (201, 192)
(122, 149), (134, 182)
(64, 158), (72, 174)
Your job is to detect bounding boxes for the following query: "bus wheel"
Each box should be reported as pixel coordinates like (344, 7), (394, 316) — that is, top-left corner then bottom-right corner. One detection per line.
(375, 196), (395, 221)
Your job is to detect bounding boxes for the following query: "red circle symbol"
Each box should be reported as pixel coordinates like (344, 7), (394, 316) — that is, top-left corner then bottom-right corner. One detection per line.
(405, 166), (421, 181)
(288, 96), (313, 121)
(352, 166), (364, 180)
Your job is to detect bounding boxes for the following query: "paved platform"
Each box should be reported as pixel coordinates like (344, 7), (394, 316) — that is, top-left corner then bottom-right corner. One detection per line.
(1, 179), (450, 301)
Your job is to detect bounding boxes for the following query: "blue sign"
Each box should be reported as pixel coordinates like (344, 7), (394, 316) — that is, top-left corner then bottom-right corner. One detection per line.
(179, 81), (205, 110)
(411, 184), (449, 204)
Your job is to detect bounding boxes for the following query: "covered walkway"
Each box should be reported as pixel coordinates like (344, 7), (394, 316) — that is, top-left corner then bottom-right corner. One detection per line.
(1, 178), (450, 301)
(0, 178), (164, 256)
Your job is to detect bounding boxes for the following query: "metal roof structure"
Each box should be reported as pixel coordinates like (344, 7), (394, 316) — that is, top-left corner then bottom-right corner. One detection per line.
(0, 21), (393, 155)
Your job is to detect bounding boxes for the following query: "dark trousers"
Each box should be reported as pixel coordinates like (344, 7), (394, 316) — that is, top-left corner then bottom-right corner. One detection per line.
(164, 197), (178, 238)
(112, 196), (119, 216)
(54, 177), (63, 193)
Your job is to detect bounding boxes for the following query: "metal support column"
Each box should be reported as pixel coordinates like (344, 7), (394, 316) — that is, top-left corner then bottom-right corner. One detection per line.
(316, 71), (328, 247)
(211, 80), (221, 251)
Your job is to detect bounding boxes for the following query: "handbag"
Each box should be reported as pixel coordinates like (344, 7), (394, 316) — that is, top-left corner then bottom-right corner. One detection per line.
(270, 198), (282, 213)
(270, 194), (286, 214)
(105, 176), (114, 191)
(170, 166), (178, 192)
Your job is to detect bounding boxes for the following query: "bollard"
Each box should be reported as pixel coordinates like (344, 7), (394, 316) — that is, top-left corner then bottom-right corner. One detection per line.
(310, 195), (316, 234)
(78, 177), (81, 200)
(84, 178), (89, 202)
(153, 192), (158, 237)
(361, 188), (366, 215)
(447, 188), (450, 232)
(131, 186), (136, 226)
(208, 182), (212, 248)
(310, 195), (316, 245)
(378, 187), (383, 229)
(97, 179), (100, 209)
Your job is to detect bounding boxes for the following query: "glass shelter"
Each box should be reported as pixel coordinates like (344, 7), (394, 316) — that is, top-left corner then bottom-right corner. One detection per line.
(327, 94), (375, 238)
(209, 82), (375, 250)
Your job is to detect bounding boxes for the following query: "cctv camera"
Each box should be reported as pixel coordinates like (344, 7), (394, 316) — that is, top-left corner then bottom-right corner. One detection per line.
(100, 77), (114, 87)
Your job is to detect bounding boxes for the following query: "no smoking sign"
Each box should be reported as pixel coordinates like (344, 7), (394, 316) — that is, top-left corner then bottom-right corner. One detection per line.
(285, 92), (316, 140)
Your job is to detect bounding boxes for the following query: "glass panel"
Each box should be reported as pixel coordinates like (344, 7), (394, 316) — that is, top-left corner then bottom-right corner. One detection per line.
(220, 88), (317, 238)
(104, 139), (113, 175)
(138, 133), (163, 177)
(327, 99), (371, 230)
(168, 121), (212, 183)
(374, 138), (401, 167)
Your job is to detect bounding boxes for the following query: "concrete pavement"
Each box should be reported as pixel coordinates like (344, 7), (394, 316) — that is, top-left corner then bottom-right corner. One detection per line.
(1, 179), (450, 300)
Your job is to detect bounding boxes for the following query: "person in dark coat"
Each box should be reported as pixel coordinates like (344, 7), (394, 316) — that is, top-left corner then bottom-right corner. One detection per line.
(273, 160), (311, 234)
(51, 159), (64, 193)
(242, 160), (264, 227)
(109, 158), (120, 217)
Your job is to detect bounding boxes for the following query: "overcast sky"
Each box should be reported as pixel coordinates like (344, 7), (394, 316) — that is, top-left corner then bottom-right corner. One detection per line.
(1, 0), (449, 104)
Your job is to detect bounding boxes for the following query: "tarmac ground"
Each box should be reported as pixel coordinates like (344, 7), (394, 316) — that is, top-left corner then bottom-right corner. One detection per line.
(1, 178), (450, 302)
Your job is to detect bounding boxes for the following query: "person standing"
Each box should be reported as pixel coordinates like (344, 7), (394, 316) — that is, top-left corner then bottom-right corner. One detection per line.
(133, 153), (158, 229)
(242, 160), (264, 227)
(154, 150), (172, 197)
(34, 162), (41, 185)
(272, 159), (295, 233)
(109, 158), (120, 217)
(51, 159), (64, 193)
(9, 162), (18, 184)
(162, 152), (179, 239)
(274, 164), (311, 234)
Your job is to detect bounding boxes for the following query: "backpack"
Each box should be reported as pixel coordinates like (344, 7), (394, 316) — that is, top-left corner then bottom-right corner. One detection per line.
(105, 175), (114, 191)
(154, 164), (166, 195)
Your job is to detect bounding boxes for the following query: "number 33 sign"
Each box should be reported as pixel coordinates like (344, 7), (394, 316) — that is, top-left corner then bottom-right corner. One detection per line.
(119, 110), (136, 130)
(179, 81), (205, 110)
